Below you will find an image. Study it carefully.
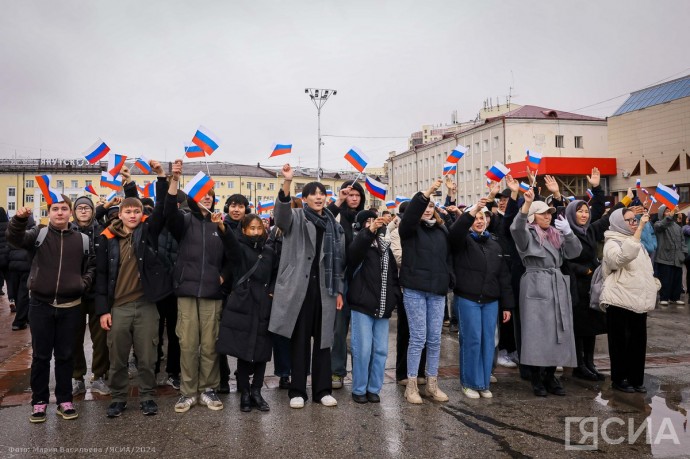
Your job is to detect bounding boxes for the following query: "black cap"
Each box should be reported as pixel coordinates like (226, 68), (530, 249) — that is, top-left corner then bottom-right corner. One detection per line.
(355, 210), (377, 228)
(496, 188), (511, 198)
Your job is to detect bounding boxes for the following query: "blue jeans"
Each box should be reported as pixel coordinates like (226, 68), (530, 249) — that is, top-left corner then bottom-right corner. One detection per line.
(456, 296), (498, 390)
(350, 310), (389, 396)
(403, 289), (445, 378)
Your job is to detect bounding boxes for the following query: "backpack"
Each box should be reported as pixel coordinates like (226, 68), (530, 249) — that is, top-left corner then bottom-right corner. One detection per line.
(589, 240), (622, 312)
(35, 226), (90, 256)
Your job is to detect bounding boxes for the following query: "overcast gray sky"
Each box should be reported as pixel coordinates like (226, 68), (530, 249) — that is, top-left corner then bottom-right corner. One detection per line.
(1, 0), (688, 172)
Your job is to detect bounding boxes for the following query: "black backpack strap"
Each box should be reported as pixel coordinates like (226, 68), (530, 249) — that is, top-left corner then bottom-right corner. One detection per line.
(235, 255), (263, 285)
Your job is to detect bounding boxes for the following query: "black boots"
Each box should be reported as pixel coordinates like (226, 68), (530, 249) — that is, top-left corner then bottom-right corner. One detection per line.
(240, 390), (252, 412)
(530, 368), (547, 397)
(584, 353), (606, 381)
(572, 364), (599, 381)
(250, 388), (270, 412)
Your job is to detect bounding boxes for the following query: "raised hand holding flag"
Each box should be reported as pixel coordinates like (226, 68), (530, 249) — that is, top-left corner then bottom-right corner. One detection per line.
(36, 175), (63, 205)
(344, 147), (369, 173)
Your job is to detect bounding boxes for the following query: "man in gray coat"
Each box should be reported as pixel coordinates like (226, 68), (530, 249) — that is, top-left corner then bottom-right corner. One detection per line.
(654, 205), (687, 305)
(268, 164), (345, 409)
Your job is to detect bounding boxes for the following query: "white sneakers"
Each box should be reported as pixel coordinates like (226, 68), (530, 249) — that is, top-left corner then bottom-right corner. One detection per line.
(659, 301), (669, 306)
(479, 390), (493, 399)
(462, 386), (480, 399)
(174, 395), (197, 413)
(320, 395), (338, 407)
(289, 395), (338, 408)
(290, 397), (305, 409)
(674, 300), (686, 306)
(497, 350), (517, 368)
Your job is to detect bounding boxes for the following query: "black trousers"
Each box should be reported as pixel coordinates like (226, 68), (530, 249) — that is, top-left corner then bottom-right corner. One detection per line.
(289, 274), (331, 402)
(155, 294), (180, 376)
(395, 300), (426, 381)
(10, 271), (29, 328)
(236, 359), (266, 391)
(606, 306), (647, 387)
(656, 263), (683, 302)
(29, 299), (81, 405)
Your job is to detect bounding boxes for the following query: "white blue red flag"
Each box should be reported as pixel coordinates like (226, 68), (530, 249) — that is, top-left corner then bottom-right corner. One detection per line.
(183, 171), (215, 203)
(443, 162), (457, 175)
(185, 142), (205, 159)
(586, 189), (594, 200)
(446, 145), (467, 164)
(526, 150), (542, 171)
(135, 156), (153, 174)
(35, 175), (63, 205)
(106, 191), (117, 202)
(518, 182), (530, 193)
(365, 176), (387, 200)
(259, 200), (275, 212)
(485, 162), (510, 182)
(100, 172), (122, 191)
(107, 153), (127, 177)
(191, 126), (221, 156)
(395, 195), (410, 204)
(344, 147), (369, 173)
(270, 144), (292, 157)
(635, 179), (641, 189)
(386, 201), (396, 209)
(84, 184), (99, 196)
(654, 183), (679, 209)
(83, 139), (110, 164)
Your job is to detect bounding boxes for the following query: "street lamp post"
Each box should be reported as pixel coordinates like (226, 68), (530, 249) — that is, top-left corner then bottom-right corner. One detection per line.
(305, 88), (337, 182)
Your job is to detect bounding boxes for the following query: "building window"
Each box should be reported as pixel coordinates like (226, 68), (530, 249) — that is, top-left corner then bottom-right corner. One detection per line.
(474, 142), (480, 154)
(56, 180), (64, 189)
(246, 181), (252, 190)
(475, 168), (480, 179)
(679, 186), (689, 204)
(26, 195), (34, 203)
(8, 202), (15, 211)
(69, 194), (77, 201)
(493, 136), (499, 149)
(668, 155), (680, 172)
(555, 135), (564, 148)
(269, 183), (275, 191)
(41, 195), (45, 202)
(228, 181), (234, 189)
(257, 183), (263, 190)
(574, 136), (583, 149)
(71, 180), (78, 188)
(9, 187), (15, 197)
(41, 209), (48, 217)
(85, 180), (92, 187)
(26, 179), (34, 188)
(483, 140), (489, 152)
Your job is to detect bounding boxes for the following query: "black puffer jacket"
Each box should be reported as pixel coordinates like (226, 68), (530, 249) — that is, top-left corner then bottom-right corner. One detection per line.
(346, 227), (401, 319)
(448, 212), (514, 309)
(0, 208), (9, 270)
(334, 180), (366, 249)
(398, 192), (452, 296)
(7, 214), (35, 273)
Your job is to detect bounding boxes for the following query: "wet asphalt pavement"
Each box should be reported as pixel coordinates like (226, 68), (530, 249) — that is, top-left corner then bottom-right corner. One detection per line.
(1, 294), (690, 458)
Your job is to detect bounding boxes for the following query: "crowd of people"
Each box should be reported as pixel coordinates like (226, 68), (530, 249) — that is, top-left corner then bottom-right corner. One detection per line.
(1, 160), (689, 424)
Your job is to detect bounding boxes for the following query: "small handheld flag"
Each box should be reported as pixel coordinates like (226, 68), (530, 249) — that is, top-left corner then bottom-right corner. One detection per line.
(344, 147), (369, 173)
(191, 125), (221, 156)
(100, 172), (122, 191)
(566, 196), (576, 201)
(635, 179), (641, 189)
(649, 195), (657, 204)
(83, 139), (110, 164)
(135, 156), (153, 174)
(139, 182), (156, 200)
(326, 189), (334, 197)
(184, 142), (205, 159)
(395, 195), (410, 204)
(446, 145), (467, 164)
(654, 183), (679, 209)
(586, 189), (594, 200)
(270, 144), (292, 157)
(107, 153), (127, 177)
(260, 213), (271, 220)
(443, 162), (457, 175)
(526, 150), (542, 171)
(295, 192), (302, 198)
(485, 162), (510, 182)
(106, 191), (118, 202)
(259, 200), (275, 212)
(385, 201), (396, 209)
(183, 171), (215, 203)
(35, 175), (63, 206)
(641, 188), (649, 196)
(365, 176), (387, 200)
(84, 184), (99, 196)
(518, 182), (530, 193)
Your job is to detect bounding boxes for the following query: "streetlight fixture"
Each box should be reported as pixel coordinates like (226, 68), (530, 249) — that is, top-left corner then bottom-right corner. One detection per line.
(305, 87), (337, 181)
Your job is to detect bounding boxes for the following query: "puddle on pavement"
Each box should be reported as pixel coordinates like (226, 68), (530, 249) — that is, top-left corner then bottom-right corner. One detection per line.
(594, 379), (690, 457)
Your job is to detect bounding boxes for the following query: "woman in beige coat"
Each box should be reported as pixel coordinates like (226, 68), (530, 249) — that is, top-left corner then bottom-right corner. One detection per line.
(601, 208), (660, 393)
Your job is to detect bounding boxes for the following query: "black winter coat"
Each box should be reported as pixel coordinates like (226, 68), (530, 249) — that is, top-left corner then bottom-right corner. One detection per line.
(346, 228), (401, 319)
(7, 215), (35, 273)
(0, 220), (9, 270)
(398, 192), (452, 296)
(449, 212), (514, 309)
(216, 231), (275, 363)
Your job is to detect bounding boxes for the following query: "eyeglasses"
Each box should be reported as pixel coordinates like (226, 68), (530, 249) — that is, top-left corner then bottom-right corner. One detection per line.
(76, 206), (92, 212)
(624, 218), (638, 225)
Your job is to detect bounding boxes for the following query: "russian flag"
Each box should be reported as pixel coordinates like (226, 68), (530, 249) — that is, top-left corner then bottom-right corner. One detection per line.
(344, 147), (369, 173)
(100, 171), (122, 191)
(35, 175), (62, 205)
(259, 200), (275, 212)
(135, 156), (153, 174)
(295, 192), (302, 198)
(635, 179), (641, 189)
(260, 213), (271, 220)
(183, 171), (215, 203)
(654, 183), (679, 209)
(365, 176), (387, 200)
(106, 191), (118, 202)
(586, 189), (594, 200)
(185, 142), (205, 159)
(446, 145), (467, 164)
(248, 201), (254, 209)
(566, 195), (576, 201)
(83, 139), (110, 164)
(395, 195), (410, 204)
(140, 182), (156, 200)
(641, 188), (649, 196)
(443, 162), (457, 175)
(329, 196), (337, 203)
(485, 162), (510, 182)
(270, 144), (292, 157)
(326, 189), (334, 197)
(386, 201), (396, 209)
(107, 153), (127, 176)
(526, 150), (542, 171)
(518, 182), (530, 193)
(84, 184), (99, 196)
(649, 195), (658, 204)
(191, 125), (221, 156)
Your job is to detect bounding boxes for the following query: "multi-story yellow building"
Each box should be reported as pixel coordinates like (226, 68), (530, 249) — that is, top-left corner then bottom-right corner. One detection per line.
(0, 159), (388, 223)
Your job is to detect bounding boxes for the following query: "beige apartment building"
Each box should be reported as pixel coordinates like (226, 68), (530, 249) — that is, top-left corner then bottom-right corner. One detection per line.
(607, 75), (690, 205)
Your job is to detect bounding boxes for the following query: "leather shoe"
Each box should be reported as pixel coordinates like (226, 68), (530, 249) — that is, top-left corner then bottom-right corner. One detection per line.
(544, 376), (566, 396)
(12, 324), (27, 331)
(532, 382), (547, 397)
(352, 393), (368, 404)
(633, 385), (647, 393)
(572, 365), (599, 381)
(106, 402), (127, 418)
(278, 376), (290, 390)
(366, 392), (380, 403)
(140, 400), (158, 416)
(612, 380), (635, 393)
(240, 390), (252, 412)
(250, 388), (270, 411)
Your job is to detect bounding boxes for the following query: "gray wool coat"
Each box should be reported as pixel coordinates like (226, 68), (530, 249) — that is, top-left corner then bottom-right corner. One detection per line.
(654, 206), (687, 268)
(268, 193), (345, 349)
(510, 212), (582, 367)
